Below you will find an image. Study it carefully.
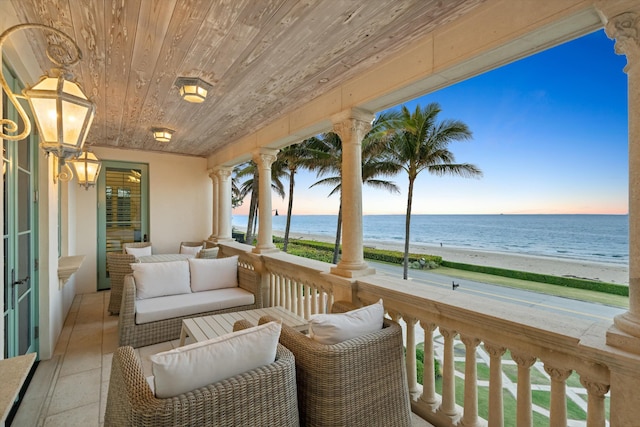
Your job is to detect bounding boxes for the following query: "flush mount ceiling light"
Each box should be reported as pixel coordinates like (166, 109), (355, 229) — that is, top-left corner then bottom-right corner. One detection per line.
(174, 77), (212, 103)
(151, 127), (174, 142)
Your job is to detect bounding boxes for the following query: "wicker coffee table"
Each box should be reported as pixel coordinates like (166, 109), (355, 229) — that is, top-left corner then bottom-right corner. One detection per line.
(179, 306), (308, 346)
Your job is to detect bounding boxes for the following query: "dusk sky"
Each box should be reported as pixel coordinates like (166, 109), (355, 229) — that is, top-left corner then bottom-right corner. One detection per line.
(235, 29), (628, 216)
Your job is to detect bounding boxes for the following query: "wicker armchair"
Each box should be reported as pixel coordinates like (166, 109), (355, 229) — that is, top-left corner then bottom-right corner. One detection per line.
(106, 253), (136, 315)
(104, 323), (300, 427)
(259, 300), (412, 427)
(122, 241), (152, 254)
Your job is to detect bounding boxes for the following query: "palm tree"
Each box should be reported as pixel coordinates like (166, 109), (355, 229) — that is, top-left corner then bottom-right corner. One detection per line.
(234, 160), (287, 245)
(308, 132), (401, 264)
(372, 103), (482, 279)
(276, 139), (320, 252)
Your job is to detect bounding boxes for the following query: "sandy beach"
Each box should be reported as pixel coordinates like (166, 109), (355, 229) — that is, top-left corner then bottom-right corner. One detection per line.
(274, 230), (629, 285)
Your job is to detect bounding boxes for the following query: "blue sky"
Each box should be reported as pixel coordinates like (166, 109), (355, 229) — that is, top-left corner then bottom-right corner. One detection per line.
(237, 29), (629, 216)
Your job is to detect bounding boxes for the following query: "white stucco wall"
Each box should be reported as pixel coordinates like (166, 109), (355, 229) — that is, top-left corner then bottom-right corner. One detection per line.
(73, 147), (212, 294)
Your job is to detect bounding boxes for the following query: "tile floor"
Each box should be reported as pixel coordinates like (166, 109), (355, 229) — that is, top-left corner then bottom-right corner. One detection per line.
(11, 291), (432, 426)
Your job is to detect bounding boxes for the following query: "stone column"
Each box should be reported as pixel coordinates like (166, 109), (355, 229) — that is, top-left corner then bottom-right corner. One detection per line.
(511, 352), (536, 427)
(602, 6), (640, 353)
(405, 317), (418, 394)
(252, 148), (279, 254)
(579, 376), (609, 427)
(208, 169), (219, 241)
(484, 343), (506, 427)
(437, 328), (459, 418)
(460, 336), (481, 427)
(419, 321), (439, 407)
(543, 364), (572, 427)
(330, 108), (375, 278)
(216, 167), (233, 242)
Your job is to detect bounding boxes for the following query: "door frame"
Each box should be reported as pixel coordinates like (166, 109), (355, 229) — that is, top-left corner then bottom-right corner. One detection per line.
(96, 161), (149, 290)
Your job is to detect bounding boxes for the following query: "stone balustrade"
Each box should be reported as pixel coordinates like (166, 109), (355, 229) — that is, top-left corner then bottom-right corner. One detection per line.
(217, 242), (628, 426)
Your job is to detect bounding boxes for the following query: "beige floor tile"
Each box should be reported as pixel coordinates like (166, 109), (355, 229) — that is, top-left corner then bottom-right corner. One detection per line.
(44, 402), (100, 427)
(47, 368), (101, 416)
(101, 353), (113, 382)
(66, 328), (102, 351)
(59, 347), (102, 377)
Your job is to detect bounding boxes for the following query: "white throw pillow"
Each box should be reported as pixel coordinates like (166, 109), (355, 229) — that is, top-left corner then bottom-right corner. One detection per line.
(180, 244), (203, 255)
(131, 260), (191, 299)
(150, 321), (281, 398)
(125, 245), (152, 257)
(309, 299), (384, 345)
(188, 255), (238, 292)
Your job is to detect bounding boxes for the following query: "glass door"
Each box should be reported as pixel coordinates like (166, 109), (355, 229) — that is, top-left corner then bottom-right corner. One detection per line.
(3, 62), (38, 358)
(97, 161), (149, 290)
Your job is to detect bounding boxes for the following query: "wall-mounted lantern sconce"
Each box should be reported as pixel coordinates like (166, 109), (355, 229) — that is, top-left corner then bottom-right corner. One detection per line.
(174, 77), (212, 103)
(70, 149), (102, 189)
(152, 127), (174, 142)
(0, 23), (96, 174)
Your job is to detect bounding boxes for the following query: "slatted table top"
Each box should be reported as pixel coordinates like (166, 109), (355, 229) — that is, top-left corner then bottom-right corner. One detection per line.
(180, 306), (308, 346)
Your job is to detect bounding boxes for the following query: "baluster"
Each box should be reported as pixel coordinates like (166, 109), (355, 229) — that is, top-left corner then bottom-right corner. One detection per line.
(437, 328), (459, 418)
(484, 342), (506, 427)
(405, 317), (418, 394)
(312, 288), (318, 314)
(326, 292), (333, 314)
(291, 279), (298, 314)
(296, 282), (303, 317)
(285, 277), (292, 311)
(419, 321), (439, 407)
(579, 376), (609, 427)
(544, 364), (572, 426)
(511, 351), (536, 427)
(272, 274), (279, 307)
(304, 284), (311, 318)
(460, 335), (481, 427)
(279, 276), (286, 306)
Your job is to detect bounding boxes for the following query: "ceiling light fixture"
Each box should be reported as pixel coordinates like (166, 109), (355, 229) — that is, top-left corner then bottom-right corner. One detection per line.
(174, 77), (212, 103)
(152, 127), (174, 142)
(0, 24), (95, 171)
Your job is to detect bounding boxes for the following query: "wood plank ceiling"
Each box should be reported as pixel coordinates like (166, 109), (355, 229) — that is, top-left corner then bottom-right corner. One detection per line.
(7, 0), (485, 157)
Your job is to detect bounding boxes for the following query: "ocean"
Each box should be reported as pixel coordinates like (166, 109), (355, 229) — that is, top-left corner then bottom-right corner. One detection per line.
(232, 214), (629, 266)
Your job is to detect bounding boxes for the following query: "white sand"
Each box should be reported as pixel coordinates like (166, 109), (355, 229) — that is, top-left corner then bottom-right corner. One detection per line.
(274, 230), (629, 285)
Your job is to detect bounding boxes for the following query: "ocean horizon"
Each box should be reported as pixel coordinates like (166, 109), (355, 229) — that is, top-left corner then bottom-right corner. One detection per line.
(232, 214), (629, 266)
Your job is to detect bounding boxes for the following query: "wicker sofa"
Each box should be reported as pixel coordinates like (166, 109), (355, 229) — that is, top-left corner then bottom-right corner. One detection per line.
(118, 258), (262, 348)
(260, 300), (412, 427)
(105, 321), (299, 426)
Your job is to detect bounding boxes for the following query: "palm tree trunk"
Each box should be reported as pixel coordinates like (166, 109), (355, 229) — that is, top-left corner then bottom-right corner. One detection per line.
(333, 200), (343, 264)
(283, 170), (295, 252)
(246, 192), (257, 244)
(403, 176), (415, 279)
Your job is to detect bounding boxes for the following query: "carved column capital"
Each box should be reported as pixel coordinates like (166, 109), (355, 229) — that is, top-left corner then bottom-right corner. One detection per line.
(483, 342), (506, 358)
(439, 327), (458, 340)
(605, 11), (640, 72)
(543, 364), (572, 382)
(579, 377), (610, 397)
(511, 351), (536, 368)
(208, 168), (218, 181)
(460, 335), (480, 348)
(252, 148), (279, 170)
(216, 167), (233, 181)
(419, 320), (437, 332)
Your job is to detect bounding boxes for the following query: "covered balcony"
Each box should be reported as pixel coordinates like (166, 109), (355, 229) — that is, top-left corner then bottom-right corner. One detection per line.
(1, 0), (640, 426)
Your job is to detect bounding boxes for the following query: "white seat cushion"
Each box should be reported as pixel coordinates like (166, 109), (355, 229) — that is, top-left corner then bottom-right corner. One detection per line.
(150, 321), (281, 398)
(131, 260), (191, 299)
(309, 299), (384, 344)
(189, 255), (238, 292)
(135, 288), (255, 324)
(180, 244), (203, 255)
(125, 245), (152, 257)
